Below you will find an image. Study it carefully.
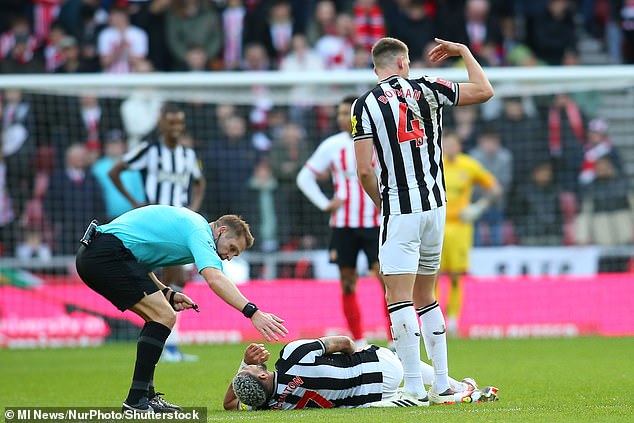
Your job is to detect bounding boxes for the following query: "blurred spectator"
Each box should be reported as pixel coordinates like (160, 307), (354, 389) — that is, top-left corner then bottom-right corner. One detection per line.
(44, 143), (105, 255)
(0, 153), (16, 256)
(315, 13), (355, 69)
(2, 89), (36, 225)
(269, 122), (311, 249)
(247, 0), (294, 65)
(469, 129), (513, 246)
(202, 114), (256, 219)
(98, 3), (148, 73)
(604, 0), (623, 64)
(548, 93), (585, 192)
(353, 0), (385, 52)
(222, 0), (246, 70)
(449, 104), (480, 151)
(496, 96), (548, 192)
(579, 118), (624, 185)
(575, 156), (634, 246)
(166, 0), (222, 70)
(621, 0), (634, 63)
(241, 42), (271, 70)
(352, 44), (372, 69)
(177, 44), (208, 71)
(0, 15), (44, 73)
(306, 0), (337, 45)
(514, 161), (563, 246)
(389, 0), (436, 60)
(129, 0), (173, 71)
(505, 43), (546, 67)
(44, 21), (66, 72)
(280, 34), (324, 124)
(16, 227), (52, 262)
(281, 34), (325, 71)
(527, 0), (577, 65)
(38, 1), (64, 43)
(91, 129), (145, 221)
(412, 40), (446, 68)
(438, 0), (502, 64)
(53, 36), (93, 73)
(58, 0), (106, 72)
(248, 157), (279, 252)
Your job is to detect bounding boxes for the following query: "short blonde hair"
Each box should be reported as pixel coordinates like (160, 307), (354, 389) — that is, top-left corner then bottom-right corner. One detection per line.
(216, 214), (254, 248)
(371, 37), (409, 69)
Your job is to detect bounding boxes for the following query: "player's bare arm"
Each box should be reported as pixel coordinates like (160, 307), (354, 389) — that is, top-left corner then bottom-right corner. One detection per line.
(200, 267), (288, 341)
(108, 160), (144, 208)
(320, 336), (356, 355)
(428, 38), (494, 106)
(188, 175), (206, 212)
(354, 139), (381, 210)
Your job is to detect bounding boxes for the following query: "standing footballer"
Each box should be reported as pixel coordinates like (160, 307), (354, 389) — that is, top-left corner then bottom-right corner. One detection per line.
(352, 37), (494, 405)
(296, 95), (391, 347)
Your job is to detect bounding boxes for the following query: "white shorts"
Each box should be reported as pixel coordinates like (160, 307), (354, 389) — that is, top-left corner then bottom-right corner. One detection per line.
(379, 207), (446, 275)
(376, 346), (403, 399)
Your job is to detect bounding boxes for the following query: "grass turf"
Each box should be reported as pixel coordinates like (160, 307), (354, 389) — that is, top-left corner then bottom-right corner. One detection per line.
(1, 336), (633, 422)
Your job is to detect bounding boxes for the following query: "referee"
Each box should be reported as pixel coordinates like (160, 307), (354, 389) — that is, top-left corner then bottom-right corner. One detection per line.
(75, 205), (287, 412)
(353, 37), (494, 405)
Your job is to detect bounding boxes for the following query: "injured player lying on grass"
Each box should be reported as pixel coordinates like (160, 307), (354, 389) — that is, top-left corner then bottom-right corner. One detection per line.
(224, 336), (498, 410)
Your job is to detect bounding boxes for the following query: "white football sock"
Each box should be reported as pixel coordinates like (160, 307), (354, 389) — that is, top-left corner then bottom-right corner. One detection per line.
(388, 301), (426, 398)
(417, 302), (450, 393)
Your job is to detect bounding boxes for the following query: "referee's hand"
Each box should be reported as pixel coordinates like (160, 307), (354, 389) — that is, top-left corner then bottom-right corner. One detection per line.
(250, 311), (288, 342)
(172, 292), (197, 312)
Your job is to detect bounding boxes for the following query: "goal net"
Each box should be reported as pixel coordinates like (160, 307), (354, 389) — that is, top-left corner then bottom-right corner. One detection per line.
(1, 66), (634, 345)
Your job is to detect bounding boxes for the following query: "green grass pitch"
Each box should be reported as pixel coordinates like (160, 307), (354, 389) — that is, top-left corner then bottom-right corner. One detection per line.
(2, 337), (633, 422)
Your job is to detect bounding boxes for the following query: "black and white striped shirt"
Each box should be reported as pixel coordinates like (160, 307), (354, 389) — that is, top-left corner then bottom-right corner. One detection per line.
(352, 75), (458, 215)
(123, 139), (202, 207)
(264, 339), (383, 410)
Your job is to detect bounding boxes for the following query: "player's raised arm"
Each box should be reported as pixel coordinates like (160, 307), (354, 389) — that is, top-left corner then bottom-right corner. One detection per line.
(320, 336), (356, 354)
(428, 38), (494, 106)
(223, 343), (270, 410)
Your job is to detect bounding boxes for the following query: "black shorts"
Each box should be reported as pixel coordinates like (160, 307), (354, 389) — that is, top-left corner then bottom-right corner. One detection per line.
(329, 227), (379, 268)
(75, 232), (159, 311)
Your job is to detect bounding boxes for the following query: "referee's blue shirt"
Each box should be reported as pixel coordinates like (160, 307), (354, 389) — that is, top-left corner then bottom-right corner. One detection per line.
(97, 205), (223, 272)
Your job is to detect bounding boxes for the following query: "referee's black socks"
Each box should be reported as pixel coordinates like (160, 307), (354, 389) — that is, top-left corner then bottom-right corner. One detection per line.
(125, 322), (171, 406)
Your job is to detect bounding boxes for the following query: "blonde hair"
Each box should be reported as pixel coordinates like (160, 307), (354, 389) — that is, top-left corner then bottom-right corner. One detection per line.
(371, 37), (409, 69)
(216, 215), (255, 248)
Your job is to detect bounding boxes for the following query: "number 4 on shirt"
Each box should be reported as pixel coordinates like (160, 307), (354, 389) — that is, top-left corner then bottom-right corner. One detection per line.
(397, 103), (425, 147)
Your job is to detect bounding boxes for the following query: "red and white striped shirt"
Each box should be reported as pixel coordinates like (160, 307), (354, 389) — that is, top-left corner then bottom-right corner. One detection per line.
(303, 131), (380, 228)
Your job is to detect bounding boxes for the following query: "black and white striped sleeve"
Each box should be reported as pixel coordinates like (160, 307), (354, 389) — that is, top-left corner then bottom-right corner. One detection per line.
(351, 95), (373, 142)
(122, 141), (151, 170)
(417, 75), (459, 107)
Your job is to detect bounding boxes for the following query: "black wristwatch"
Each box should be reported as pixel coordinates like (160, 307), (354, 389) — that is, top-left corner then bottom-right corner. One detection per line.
(242, 302), (259, 318)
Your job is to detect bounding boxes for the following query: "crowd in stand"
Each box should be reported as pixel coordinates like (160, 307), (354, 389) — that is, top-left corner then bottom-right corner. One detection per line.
(0, 0), (633, 267)
(0, 0), (634, 74)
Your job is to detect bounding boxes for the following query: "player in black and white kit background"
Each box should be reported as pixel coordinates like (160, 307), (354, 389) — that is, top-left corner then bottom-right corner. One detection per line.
(353, 37), (494, 405)
(109, 103), (206, 362)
